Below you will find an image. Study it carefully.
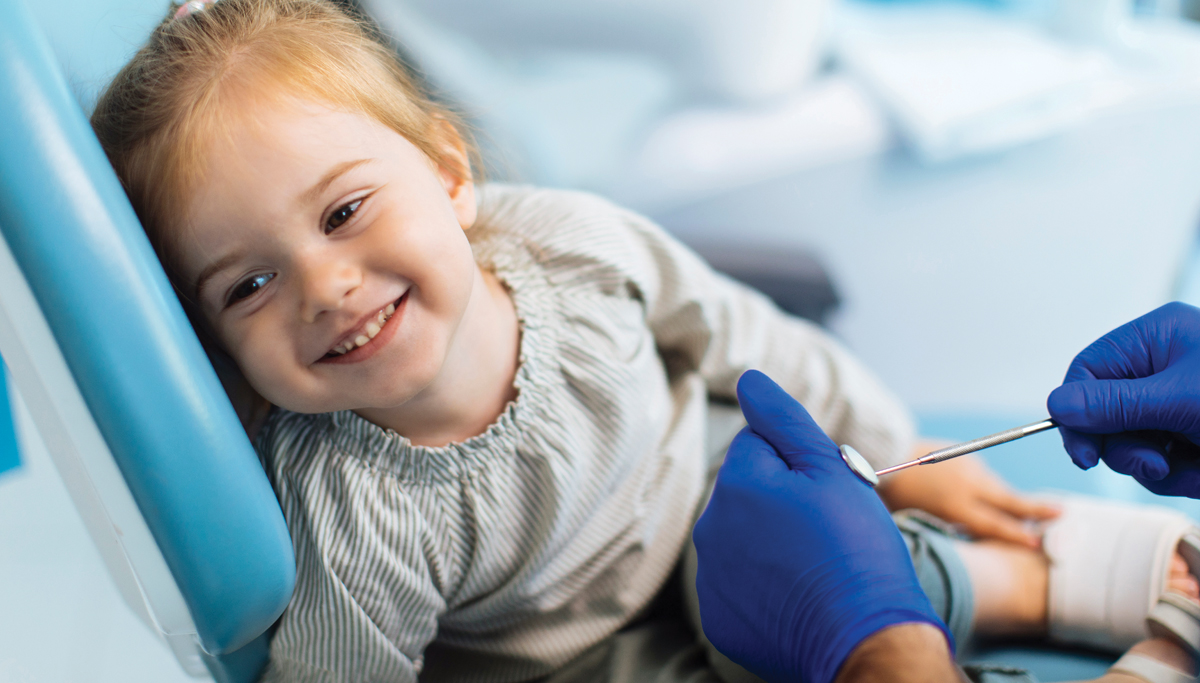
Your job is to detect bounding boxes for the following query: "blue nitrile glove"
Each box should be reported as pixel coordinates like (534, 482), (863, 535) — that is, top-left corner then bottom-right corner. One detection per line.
(1048, 302), (1200, 497)
(692, 370), (952, 683)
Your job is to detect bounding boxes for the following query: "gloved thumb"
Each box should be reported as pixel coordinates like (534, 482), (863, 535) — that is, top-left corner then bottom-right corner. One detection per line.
(736, 370), (840, 471)
(1048, 377), (1162, 433)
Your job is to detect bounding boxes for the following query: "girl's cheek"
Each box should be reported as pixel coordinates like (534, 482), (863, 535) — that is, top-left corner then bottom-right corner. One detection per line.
(224, 318), (272, 370)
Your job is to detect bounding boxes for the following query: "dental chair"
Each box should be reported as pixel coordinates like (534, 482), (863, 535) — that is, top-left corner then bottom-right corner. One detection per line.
(0, 1), (295, 681)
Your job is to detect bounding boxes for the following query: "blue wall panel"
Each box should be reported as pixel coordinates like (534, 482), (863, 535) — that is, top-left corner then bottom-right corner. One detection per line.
(0, 362), (19, 475)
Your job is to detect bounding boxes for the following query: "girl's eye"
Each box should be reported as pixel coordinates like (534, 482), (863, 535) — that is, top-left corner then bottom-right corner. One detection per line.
(325, 199), (363, 234)
(227, 272), (275, 306)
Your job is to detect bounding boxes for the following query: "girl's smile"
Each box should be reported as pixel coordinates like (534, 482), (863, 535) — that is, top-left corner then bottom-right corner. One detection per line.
(320, 291), (407, 363)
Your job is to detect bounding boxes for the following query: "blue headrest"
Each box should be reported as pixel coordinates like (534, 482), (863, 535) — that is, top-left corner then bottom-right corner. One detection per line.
(0, 0), (294, 661)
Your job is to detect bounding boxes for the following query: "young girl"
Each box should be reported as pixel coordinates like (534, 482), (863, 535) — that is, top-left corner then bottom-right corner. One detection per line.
(91, 2), (1200, 682)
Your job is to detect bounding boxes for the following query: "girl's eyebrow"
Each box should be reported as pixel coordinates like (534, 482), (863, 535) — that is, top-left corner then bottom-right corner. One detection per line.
(300, 158), (375, 205)
(194, 251), (243, 300)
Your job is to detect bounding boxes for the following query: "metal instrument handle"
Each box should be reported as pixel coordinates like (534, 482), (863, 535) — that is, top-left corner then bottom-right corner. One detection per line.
(874, 419), (1057, 478)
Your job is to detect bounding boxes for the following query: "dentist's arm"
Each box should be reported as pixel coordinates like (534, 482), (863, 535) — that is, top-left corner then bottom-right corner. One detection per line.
(1048, 302), (1200, 497)
(692, 370), (958, 683)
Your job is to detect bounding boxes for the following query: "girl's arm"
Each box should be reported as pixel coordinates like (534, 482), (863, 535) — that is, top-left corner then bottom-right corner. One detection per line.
(612, 208), (915, 471)
(610, 208), (1058, 542)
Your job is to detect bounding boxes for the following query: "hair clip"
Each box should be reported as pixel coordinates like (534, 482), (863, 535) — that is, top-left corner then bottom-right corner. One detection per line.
(173, 0), (219, 21)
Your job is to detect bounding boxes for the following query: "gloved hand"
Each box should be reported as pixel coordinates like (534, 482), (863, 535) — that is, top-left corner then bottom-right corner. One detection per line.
(692, 370), (952, 683)
(1048, 302), (1200, 497)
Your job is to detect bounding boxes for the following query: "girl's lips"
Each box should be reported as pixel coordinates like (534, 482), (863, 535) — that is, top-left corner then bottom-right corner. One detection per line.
(319, 292), (407, 365)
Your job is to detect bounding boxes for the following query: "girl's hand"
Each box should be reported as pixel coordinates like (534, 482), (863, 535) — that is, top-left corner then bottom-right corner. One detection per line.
(876, 444), (1060, 549)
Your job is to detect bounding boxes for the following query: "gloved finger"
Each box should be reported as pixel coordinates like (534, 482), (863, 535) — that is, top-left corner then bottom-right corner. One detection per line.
(1058, 427), (1102, 470)
(960, 504), (1041, 549)
(978, 486), (1061, 521)
(736, 370), (840, 472)
(1164, 436), (1200, 469)
(1049, 378), (1159, 433)
(1099, 433), (1171, 481)
(1130, 439), (1200, 496)
(1135, 466), (1200, 497)
(718, 427), (790, 482)
(1048, 376), (1200, 437)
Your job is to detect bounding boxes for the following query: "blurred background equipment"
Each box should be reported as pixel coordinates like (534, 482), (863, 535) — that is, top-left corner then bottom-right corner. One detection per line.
(353, 0), (1200, 420)
(5, 0), (1200, 680)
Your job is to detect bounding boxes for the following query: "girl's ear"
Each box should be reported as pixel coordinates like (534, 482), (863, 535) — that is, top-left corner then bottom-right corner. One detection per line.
(432, 120), (477, 232)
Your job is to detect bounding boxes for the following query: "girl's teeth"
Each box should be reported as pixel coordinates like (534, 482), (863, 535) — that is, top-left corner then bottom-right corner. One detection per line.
(331, 299), (401, 356)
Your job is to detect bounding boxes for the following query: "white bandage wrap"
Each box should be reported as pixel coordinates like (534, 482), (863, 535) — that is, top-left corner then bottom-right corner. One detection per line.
(1043, 495), (1198, 652)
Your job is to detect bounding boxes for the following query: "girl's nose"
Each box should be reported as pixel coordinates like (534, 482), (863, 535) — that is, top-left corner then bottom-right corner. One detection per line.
(298, 256), (362, 324)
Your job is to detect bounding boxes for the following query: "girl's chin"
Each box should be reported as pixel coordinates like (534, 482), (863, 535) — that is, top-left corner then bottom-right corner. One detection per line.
(354, 375), (445, 413)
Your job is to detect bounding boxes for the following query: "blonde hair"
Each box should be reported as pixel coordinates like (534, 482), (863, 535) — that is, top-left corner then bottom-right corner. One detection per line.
(91, 0), (477, 282)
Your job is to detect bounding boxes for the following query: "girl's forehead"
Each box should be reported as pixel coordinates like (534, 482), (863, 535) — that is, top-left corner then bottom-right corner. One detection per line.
(190, 98), (390, 199)
(216, 95), (381, 158)
(180, 98), (429, 253)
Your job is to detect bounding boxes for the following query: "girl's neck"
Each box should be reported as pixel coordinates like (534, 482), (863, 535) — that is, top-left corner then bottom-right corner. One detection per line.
(354, 267), (519, 446)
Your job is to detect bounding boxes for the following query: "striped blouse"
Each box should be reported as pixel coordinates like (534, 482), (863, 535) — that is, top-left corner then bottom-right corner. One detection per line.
(256, 185), (915, 683)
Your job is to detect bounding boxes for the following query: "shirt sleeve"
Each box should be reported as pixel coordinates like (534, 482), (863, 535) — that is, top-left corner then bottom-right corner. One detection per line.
(257, 420), (448, 683)
(614, 206), (916, 471)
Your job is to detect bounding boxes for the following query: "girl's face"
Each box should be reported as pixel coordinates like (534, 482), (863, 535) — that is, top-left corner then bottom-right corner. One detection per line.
(176, 97), (478, 414)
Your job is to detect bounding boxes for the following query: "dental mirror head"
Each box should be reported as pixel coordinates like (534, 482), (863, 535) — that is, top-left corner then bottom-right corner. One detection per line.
(839, 444), (879, 487)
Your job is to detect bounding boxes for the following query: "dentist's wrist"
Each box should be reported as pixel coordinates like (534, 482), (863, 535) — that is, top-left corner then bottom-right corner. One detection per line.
(834, 623), (964, 683)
